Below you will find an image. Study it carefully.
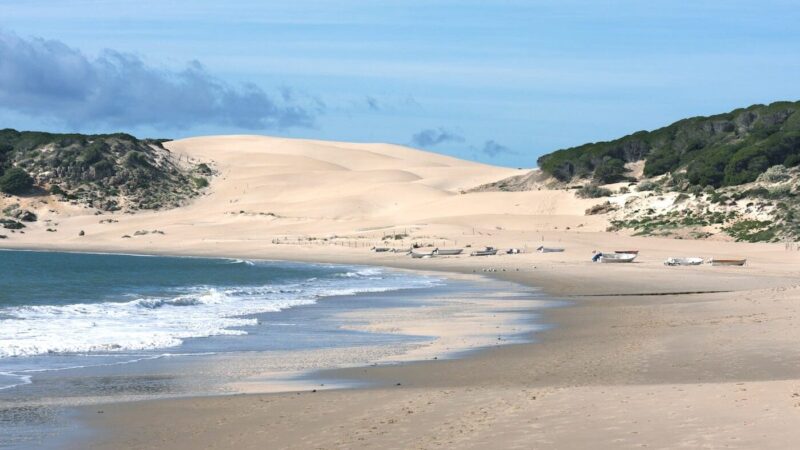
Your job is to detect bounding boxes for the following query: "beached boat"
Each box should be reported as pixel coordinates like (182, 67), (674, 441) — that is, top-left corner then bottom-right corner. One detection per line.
(470, 247), (498, 256)
(664, 257), (704, 266)
(536, 246), (564, 253)
(711, 258), (746, 266)
(435, 248), (463, 256)
(410, 249), (436, 258)
(598, 253), (637, 263)
(371, 247), (391, 252)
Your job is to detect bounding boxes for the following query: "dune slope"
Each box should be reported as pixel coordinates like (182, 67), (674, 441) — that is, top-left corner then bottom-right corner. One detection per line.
(0, 135), (609, 254)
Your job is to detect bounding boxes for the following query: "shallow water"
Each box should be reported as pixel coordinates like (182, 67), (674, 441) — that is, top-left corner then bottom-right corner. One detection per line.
(0, 250), (546, 448)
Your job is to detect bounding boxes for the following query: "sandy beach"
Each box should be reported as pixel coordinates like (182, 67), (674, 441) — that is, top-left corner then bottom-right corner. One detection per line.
(3, 136), (800, 448)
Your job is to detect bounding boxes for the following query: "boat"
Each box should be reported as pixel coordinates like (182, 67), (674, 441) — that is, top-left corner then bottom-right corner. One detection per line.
(470, 247), (498, 256)
(711, 258), (746, 266)
(614, 250), (639, 255)
(664, 257), (704, 266)
(537, 246), (565, 253)
(410, 249), (436, 258)
(371, 247), (391, 253)
(506, 248), (523, 254)
(435, 248), (463, 256)
(598, 252), (637, 263)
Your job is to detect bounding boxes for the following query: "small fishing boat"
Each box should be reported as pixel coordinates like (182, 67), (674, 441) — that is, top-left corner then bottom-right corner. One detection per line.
(536, 246), (565, 253)
(711, 258), (746, 266)
(664, 257), (704, 266)
(435, 248), (463, 256)
(470, 247), (498, 256)
(614, 250), (639, 255)
(410, 249), (436, 258)
(597, 252), (637, 263)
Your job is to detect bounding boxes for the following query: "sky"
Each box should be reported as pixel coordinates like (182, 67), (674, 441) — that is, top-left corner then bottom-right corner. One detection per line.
(0, 0), (798, 167)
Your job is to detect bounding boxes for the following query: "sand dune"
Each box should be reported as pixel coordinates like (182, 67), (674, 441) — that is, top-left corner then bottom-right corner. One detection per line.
(0, 135), (608, 253)
(4, 134), (797, 264)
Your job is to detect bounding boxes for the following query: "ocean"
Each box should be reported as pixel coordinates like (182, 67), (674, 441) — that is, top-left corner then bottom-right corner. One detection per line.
(0, 250), (545, 448)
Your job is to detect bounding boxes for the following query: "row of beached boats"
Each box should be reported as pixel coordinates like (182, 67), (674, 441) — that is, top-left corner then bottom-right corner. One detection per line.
(380, 246), (522, 258)
(589, 250), (746, 266)
(406, 246), (504, 258)
(408, 248), (464, 258)
(374, 245), (746, 266)
(665, 257), (747, 266)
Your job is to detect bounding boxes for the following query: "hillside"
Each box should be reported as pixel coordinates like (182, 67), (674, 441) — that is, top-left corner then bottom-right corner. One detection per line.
(537, 101), (800, 187)
(0, 129), (211, 212)
(473, 101), (800, 242)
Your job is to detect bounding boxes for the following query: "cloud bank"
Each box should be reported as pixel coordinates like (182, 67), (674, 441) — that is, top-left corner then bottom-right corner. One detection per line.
(410, 127), (464, 147)
(0, 30), (317, 130)
(480, 140), (512, 157)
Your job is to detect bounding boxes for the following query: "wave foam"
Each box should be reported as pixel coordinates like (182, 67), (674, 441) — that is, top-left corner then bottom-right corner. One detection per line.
(0, 266), (437, 358)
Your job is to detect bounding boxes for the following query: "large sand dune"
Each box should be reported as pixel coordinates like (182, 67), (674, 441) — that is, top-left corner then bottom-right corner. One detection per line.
(0, 135), (609, 255)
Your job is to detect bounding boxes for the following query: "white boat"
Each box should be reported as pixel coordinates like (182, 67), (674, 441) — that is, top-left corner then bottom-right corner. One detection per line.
(410, 249), (436, 258)
(664, 257), (704, 266)
(599, 253), (637, 263)
(470, 247), (498, 256)
(537, 246), (564, 253)
(710, 258), (746, 266)
(435, 248), (463, 256)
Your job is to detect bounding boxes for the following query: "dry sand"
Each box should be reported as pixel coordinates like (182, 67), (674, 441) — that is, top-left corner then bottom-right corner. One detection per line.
(3, 135), (800, 448)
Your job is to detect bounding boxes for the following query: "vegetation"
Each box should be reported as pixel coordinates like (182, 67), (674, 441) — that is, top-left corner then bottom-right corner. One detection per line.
(0, 167), (34, 194)
(0, 129), (207, 210)
(537, 101), (800, 188)
(722, 220), (778, 242)
(610, 209), (735, 237)
(192, 176), (209, 188)
(575, 184), (612, 199)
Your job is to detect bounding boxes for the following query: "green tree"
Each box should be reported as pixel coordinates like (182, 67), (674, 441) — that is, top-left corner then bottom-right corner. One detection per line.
(0, 167), (34, 194)
(593, 157), (627, 184)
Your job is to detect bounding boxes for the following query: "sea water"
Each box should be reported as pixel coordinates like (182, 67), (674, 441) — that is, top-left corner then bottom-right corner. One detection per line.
(0, 250), (548, 448)
(0, 250), (441, 390)
(0, 250), (451, 447)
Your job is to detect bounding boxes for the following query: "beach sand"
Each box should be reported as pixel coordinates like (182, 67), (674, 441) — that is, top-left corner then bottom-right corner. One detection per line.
(3, 136), (800, 448)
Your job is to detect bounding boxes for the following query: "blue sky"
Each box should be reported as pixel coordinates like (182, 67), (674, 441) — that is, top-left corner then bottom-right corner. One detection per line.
(1, 0), (798, 167)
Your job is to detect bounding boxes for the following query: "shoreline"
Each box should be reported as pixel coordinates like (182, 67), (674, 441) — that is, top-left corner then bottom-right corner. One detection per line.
(1, 249), (556, 449)
(37, 242), (800, 449)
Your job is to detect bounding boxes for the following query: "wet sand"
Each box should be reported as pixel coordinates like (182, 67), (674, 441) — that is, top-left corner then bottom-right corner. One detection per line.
(70, 252), (800, 449)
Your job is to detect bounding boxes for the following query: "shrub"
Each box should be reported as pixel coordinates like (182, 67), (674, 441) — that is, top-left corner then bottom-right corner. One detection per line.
(688, 185), (703, 196)
(757, 165), (790, 183)
(593, 157), (628, 184)
(196, 163), (213, 175)
(0, 167), (34, 194)
(673, 193), (690, 204)
(576, 184), (612, 199)
(192, 177), (209, 188)
(785, 153), (800, 167)
(723, 220), (777, 242)
(636, 180), (657, 192)
(124, 151), (150, 168)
